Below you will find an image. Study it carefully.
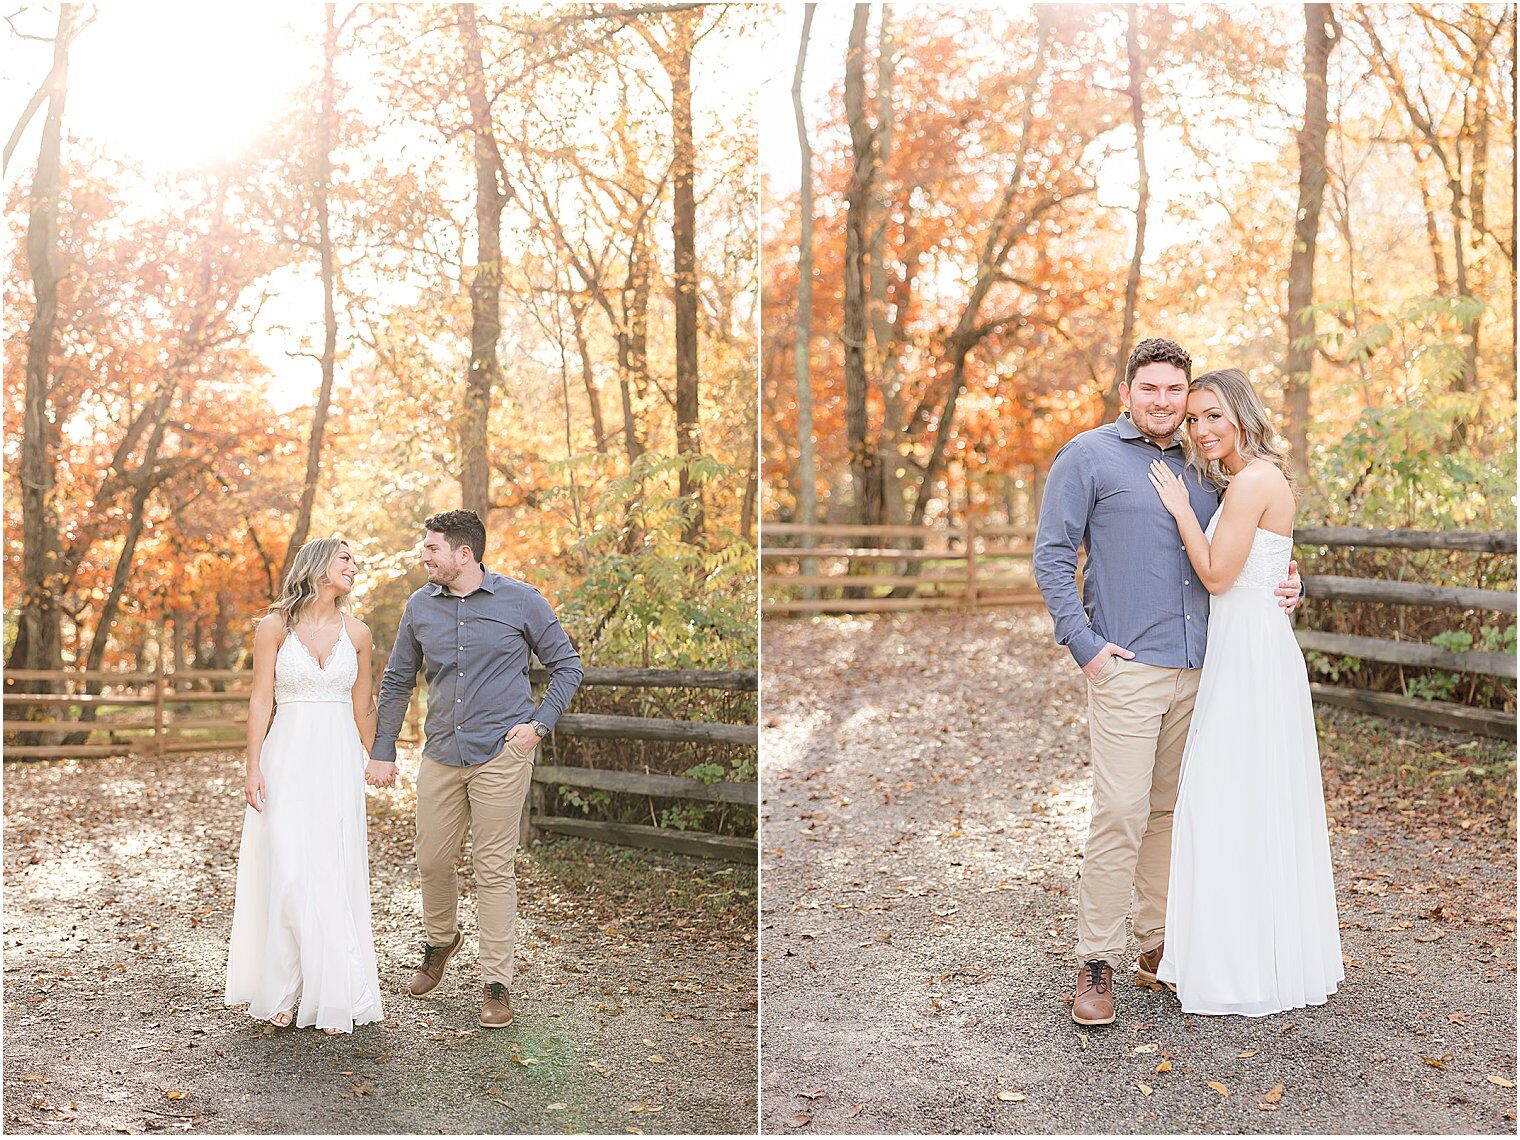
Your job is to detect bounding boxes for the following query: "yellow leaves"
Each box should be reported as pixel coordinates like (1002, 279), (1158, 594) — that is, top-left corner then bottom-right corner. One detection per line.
(1154, 1060), (1172, 1073)
(1133, 1081), (1153, 1097)
(1207, 1081), (1230, 1098)
(22, 1074), (46, 1082)
(1487, 1075), (1516, 1088)
(1258, 1082), (1285, 1111)
(1236, 1049), (1259, 1059)
(645, 1054), (666, 1064)
(161, 1089), (187, 1100)
(1423, 1051), (1454, 1069)
(996, 1090), (1025, 1102)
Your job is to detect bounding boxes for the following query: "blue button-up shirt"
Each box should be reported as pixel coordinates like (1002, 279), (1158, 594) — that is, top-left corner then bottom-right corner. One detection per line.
(371, 567), (583, 766)
(1033, 413), (1219, 670)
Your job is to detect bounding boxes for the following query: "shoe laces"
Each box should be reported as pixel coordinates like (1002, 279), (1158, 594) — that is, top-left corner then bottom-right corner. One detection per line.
(486, 982), (507, 1002)
(421, 943), (443, 970)
(1084, 959), (1111, 994)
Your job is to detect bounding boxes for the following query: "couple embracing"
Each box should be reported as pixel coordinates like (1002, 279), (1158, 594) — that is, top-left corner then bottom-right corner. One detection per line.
(223, 509), (583, 1035)
(1034, 337), (1343, 1024)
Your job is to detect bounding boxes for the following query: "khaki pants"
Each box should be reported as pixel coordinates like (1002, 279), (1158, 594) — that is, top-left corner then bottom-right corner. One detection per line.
(415, 741), (536, 986)
(1076, 658), (1201, 965)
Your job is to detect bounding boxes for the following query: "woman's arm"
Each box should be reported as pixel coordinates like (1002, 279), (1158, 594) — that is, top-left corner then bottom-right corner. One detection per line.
(245, 615), (282, 812)
(348, 617), (378, 754)
(1149, 461), (1274, 594)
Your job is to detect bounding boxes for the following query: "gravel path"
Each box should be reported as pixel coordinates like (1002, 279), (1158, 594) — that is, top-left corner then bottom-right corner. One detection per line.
(760, 609), (1516, 1135)
(3, 751), (757, 1135)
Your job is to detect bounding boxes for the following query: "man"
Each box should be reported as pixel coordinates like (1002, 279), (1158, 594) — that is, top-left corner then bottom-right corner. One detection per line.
(1032, 338), (1301, 1027)
(368, 509), (583, 1029)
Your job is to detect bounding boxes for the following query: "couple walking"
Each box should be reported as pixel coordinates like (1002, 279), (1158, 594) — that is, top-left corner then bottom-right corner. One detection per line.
(223, 509), (584, 1034)
(1034, 337), (1343, 1023)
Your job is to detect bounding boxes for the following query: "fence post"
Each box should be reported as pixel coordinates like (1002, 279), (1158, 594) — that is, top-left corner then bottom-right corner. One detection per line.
(153, 656), (166, 759)
(965, 517), (979, 612)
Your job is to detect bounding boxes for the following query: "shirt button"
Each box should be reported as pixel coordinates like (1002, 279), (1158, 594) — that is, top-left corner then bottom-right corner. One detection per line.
(1185, 615), (1191, 621)
(456, 698), (462, 703)
(459, 671), (464, 677)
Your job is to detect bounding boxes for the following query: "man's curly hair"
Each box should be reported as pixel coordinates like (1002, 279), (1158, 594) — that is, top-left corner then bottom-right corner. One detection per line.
(1126, 337), (1193, 383)
(423, 509), (487, 563)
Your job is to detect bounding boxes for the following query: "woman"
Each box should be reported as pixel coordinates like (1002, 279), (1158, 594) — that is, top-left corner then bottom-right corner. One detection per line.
(1146, 369), (1343, 1017)
(225, 537), (385, 1034)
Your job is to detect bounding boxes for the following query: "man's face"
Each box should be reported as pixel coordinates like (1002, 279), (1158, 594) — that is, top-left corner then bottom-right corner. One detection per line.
(1120, 362), (1189, 443)
(420, 531), (471, 586)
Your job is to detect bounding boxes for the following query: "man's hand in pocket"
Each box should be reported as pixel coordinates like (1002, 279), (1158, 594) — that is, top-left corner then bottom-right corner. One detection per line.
(504, 722), (539, 755)
(1082, 643), (1135, 681)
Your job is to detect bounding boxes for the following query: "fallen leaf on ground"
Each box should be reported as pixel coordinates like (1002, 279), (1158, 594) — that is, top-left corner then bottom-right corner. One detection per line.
(1155, 1060), (1172, 1073)
(1134, 1082), (1153, 1097)
(1237, 1049), (1259, 1059)
(1132, 1043), (1159, 1054)
(1487, 1075), (1515, 1088)
(1207, 1081), (1229, 1098)
(1262, 1082), (1284, 1104)
(996, 1091), (1024, 1102)
(645, 1054), (665, 1064)
(789, 1113), (812, 1127)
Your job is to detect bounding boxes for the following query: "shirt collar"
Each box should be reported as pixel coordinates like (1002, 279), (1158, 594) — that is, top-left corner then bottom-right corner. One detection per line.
(1116, 410), (1182, 452)
(429, 564), (498, 597)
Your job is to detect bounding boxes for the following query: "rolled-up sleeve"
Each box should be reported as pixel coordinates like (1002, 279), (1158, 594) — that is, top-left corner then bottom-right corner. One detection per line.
(371, 601), (421, 762)
(523, 589), (582, 732)
(1034, 443), (1105, 669)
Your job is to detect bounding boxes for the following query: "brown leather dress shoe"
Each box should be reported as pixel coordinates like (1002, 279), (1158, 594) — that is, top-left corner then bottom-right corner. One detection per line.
(1136, 943), (1177, 992)
(408, 931), (463, 998)
(480, 982), (513, 1028)
(1072, 959), (1115, 1025)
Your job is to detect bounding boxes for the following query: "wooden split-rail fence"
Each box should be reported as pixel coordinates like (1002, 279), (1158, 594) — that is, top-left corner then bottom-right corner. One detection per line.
(763, 520), (1516, 740)
(762, 521), (1039, 614)
(2, 665), (758, 863)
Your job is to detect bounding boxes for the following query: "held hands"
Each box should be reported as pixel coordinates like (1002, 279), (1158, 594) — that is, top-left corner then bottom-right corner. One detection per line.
(1276, 559), (1303, 615)
(364, 758), (398, 788)
(245, 769), (266, 813)
(1147, 460), (1189, 518)
(1082, 642), (1135, 681)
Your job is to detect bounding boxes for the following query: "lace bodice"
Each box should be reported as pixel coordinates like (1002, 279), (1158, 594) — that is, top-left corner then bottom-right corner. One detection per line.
(274, 619), (358, 704)
(1205, 512), (1294, 591)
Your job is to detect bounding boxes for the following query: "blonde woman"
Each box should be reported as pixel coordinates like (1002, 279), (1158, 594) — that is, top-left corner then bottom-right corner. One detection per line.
(1146, 369), (1343, 1016)
(225, 538), (384, 1035)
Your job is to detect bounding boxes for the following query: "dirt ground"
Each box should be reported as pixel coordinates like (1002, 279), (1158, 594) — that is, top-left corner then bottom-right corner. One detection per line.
(2, 749), (757, 1135)
(760, 609), (1517, 1135)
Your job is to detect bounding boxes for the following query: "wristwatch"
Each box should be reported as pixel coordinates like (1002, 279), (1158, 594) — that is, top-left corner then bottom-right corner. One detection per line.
(529, 720), (550, 739)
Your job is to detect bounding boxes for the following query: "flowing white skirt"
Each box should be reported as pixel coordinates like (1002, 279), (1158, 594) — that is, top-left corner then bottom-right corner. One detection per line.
(1156, 585), (1344, 1016)
(224, 700), (384, 1031)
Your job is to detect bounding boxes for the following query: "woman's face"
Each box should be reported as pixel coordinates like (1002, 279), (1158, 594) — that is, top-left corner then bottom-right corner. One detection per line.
(1186, 388), (1239, 466)
(325, 544), (357, 596)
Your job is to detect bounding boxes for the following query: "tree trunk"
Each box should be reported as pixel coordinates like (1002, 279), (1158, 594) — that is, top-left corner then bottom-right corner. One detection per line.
(666, 10), (703, 543)
(1282, 3), (1335, 480)
(569, 299), (608, 454)
(280, 3), (341, 583)
(1103, 7), (1149, 423)
(620, 225), (652, 464)
(456, 3), (509, 518)
(870, 7), (904, 529)
(12, 5), (76, 688)
(792, 3), (819, 593)
(842, 4), (876, 528)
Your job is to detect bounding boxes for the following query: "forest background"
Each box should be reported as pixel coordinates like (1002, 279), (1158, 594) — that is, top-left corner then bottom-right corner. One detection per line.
(4, 2), (762, 767)
(761, 2), (1515, 710)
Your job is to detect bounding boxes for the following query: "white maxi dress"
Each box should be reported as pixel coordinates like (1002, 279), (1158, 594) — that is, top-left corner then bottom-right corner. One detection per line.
(224, 621), (384, 1032)
(1155, 516), (1344, 1016)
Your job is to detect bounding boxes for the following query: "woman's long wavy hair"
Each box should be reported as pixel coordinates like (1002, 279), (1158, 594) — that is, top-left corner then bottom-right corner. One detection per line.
(1182, 368), (1297, 496)
(267, 537), (349, 631)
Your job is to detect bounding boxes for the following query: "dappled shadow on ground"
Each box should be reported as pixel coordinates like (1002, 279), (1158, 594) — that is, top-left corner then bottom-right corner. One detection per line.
(3, 750), (756, 1135)
(760, 609), (1516, 1135)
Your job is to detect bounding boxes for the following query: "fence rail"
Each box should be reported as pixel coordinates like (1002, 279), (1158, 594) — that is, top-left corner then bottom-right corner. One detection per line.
(4, 665), (758, 861)
(763, 520), (1516, 739)
(762, 520), (1038, 614)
